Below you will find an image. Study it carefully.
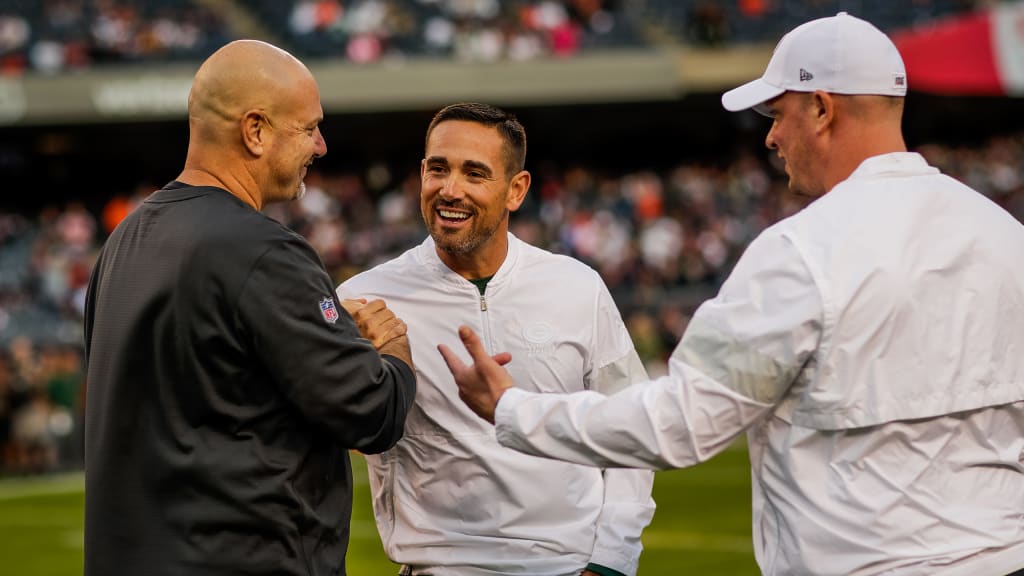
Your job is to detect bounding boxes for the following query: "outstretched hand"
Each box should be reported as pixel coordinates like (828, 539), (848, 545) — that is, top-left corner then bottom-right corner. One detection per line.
(438, 325), (514, 424)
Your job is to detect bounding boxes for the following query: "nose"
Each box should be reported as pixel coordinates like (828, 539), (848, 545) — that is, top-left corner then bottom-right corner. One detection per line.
(313, 127), (327, 158)
(437, 175), (461, 200)
(765, 123), (778, 150)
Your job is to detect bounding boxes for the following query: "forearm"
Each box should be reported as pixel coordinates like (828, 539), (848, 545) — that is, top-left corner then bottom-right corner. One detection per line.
(494, 361), (772, 470)
(352, 353), (416, 454)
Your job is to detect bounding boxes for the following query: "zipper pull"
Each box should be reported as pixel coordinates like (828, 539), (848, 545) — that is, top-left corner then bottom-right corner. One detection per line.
(480, 294), (487, 312)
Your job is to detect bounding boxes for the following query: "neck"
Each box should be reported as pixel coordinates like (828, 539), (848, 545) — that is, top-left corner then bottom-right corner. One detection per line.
(177, 162), (262, 210)
(823, 129), (906, 193)
(436, 232), (509, 280)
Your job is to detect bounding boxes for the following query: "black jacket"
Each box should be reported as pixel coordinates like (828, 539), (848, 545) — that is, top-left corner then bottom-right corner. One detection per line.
(83, 182), (415, 576)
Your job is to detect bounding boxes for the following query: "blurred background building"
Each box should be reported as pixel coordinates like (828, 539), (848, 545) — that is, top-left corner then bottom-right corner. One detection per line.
(0, 0), (1022, 475)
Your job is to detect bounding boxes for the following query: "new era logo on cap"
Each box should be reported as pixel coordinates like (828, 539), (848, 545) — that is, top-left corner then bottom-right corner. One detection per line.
(800, 68), (814, 82)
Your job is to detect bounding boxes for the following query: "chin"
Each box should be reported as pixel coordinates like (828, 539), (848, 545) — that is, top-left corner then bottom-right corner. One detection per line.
(293, 182), (307, 201)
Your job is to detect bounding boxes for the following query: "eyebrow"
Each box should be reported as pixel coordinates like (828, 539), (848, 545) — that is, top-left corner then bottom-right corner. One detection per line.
(462, 159), (493, 176)
(425, 156), (494, 177)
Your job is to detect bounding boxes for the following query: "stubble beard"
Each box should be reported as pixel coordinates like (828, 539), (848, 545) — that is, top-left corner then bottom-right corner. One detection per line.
(430, 207), (507, 256)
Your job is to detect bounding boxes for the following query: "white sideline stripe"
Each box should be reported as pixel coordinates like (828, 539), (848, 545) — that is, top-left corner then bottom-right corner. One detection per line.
(0, 472), (84, 501)
(643, 530), (752, 554)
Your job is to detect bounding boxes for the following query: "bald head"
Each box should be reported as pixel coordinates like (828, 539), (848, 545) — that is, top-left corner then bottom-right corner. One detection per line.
(179, 40), (327, 210)
(189, 40), (314, 141)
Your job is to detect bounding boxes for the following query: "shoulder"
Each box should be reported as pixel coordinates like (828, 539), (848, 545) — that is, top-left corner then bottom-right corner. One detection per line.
(159, 186), (303, 247)
(509, 240), (608, 299)
(516, 239), (600, 278)
(338, 243), (423, 294)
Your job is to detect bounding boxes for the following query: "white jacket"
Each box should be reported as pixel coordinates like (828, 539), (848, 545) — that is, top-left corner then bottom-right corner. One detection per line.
(492, 153), (1024, 575)
(338, 233), (655, 576)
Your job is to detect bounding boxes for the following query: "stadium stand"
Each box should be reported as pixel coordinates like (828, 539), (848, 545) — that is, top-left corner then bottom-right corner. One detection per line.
(640, 0), (980, 46)
(0, 0), (229, 74)
(233, 0), (648, 62)
(0, 0), (988, 73)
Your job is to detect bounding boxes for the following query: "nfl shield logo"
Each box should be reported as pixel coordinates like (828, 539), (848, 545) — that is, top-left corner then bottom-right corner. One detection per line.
(319, 297), (339, 324)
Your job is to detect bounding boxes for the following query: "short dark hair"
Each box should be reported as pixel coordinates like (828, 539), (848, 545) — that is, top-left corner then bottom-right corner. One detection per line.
(425, 102), (527, 179)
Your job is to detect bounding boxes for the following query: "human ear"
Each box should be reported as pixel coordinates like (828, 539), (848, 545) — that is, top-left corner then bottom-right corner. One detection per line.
(506, 170), (531, 212)
(241, 110), (269, 156)
(811, 91), (835, 135)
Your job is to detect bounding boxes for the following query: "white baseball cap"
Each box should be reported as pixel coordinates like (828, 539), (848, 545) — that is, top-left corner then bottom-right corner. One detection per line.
(722, 12), (907, 116)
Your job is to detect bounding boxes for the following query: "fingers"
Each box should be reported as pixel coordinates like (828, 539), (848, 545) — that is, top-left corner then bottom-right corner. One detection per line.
(438, 343), (467, 374)
(372, 317), (408, 349)
(457, 325), (491, 363)
(442, 325), (514, 425)
(438, 339), (511, 370)
(344, 298), (407, 349)
(452, 326), (512, 369)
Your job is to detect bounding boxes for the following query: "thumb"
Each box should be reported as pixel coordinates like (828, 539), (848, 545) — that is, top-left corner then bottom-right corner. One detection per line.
(340, 298), (367, 315)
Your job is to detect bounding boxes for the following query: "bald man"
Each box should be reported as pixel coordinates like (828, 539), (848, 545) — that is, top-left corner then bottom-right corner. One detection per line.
(84, 40), (416, 576)
(443, 13), (1024, 576)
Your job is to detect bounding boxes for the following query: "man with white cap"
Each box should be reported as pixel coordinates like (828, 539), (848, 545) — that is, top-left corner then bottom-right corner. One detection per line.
(439, 12), (1024, 576)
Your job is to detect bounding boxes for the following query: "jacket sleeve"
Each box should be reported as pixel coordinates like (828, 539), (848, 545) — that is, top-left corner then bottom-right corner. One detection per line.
(237, 237), (415, 454)
(586, 282), (656, 576)
(494, 229), (821, 470)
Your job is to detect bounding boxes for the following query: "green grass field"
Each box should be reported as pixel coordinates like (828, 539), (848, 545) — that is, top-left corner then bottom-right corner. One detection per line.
(0, 442), (758, 575)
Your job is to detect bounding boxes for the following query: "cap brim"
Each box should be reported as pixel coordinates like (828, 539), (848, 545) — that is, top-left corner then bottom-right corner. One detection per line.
(721, 78), (785, 116)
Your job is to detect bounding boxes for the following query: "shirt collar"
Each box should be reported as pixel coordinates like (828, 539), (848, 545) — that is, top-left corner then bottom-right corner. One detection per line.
(847, 152), (940, 181)
(419, 232), (520, 291)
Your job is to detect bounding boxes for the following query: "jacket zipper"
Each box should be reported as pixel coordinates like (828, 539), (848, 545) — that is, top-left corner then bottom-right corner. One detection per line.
(479, 290), (492, 356)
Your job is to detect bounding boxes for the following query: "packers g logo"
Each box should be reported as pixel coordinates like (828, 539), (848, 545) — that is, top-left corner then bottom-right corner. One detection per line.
(522, 322), (555, 356)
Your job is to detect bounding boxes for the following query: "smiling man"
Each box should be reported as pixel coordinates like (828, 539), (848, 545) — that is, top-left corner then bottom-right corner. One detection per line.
(84, 40), (416, 576)
(338, 102), (655, 576)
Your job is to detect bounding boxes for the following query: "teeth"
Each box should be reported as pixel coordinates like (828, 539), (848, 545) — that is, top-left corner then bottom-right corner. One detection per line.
(439, 210), (469, 220)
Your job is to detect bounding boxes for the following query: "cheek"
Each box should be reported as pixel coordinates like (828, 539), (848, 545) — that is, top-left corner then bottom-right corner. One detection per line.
(420, 189), (435, 214)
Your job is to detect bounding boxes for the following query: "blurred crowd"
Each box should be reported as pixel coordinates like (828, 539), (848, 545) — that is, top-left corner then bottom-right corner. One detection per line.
(0, 0), (993, 73)
(0, 0), (229, 74)
(664, 0), (986, 47)
(1, 130), (1022, 475)
(269, 0), (640, 62)
(0, 0), (642, 73)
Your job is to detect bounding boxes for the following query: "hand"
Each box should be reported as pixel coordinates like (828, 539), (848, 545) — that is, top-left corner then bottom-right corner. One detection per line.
(581, 571), (601, 576)
(342, 298), (408, 350)
(342, 298), (414, 370)
(438, 325), (513, 424)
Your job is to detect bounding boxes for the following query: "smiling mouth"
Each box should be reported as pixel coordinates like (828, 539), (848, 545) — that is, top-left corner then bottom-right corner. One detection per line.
(437, 208), (471, 222)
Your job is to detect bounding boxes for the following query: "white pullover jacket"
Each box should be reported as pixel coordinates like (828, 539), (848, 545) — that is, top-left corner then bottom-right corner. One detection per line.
(493, 153), (1024, 576)
(338, 233), (656, 576)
